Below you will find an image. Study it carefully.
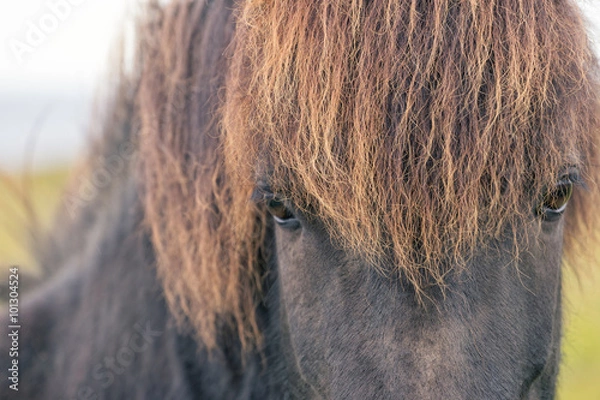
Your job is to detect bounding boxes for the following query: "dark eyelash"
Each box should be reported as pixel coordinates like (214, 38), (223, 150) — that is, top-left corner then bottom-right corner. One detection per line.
(251, 185), (291, 205)
(250, 184), (274, 202)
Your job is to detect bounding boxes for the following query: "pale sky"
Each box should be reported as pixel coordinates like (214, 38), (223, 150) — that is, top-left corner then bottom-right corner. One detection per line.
(0, 0), (599, 170)
(0, 0), (136, 92)
(0, 0), (138, 170)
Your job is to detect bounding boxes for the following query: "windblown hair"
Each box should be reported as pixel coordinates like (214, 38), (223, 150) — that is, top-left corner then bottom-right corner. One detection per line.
(138, 0), (600, 350)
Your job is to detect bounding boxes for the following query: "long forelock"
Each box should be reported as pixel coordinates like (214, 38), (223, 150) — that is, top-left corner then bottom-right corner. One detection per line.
(139, 0), (600, 351)
(223, 0), (600, 291)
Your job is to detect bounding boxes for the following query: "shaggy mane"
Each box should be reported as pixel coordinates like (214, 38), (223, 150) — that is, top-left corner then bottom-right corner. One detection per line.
(137, 0), (600, 350)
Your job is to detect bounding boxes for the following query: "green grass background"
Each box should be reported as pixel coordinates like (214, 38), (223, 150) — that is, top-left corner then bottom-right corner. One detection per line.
(0, 168), (598, 399)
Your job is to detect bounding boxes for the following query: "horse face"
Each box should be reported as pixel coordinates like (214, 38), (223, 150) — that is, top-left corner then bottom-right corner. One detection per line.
(266, 199), (564, 399)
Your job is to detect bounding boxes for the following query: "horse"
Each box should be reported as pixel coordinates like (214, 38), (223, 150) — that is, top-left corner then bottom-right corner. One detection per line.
(2, 0), (600, 398)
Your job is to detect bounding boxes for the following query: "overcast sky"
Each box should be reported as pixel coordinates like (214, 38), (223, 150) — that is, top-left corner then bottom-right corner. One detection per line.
(0, 0), (599, 170)
(0, 0), (135, 92)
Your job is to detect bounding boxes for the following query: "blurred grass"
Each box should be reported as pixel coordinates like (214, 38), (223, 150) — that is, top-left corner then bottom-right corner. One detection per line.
(559, 268), (600, 400)
(0, 168), (70, 273)
(0, 168), (599, 399)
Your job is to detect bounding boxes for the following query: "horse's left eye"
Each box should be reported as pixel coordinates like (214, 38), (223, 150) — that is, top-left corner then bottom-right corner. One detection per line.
(266, 199), (296, 224)
(538, 180), (573, 220)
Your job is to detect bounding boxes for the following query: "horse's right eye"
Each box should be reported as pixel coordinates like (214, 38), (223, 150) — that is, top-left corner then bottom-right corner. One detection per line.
(537, 180), (573, 220)
(266, 199), (296, 224)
